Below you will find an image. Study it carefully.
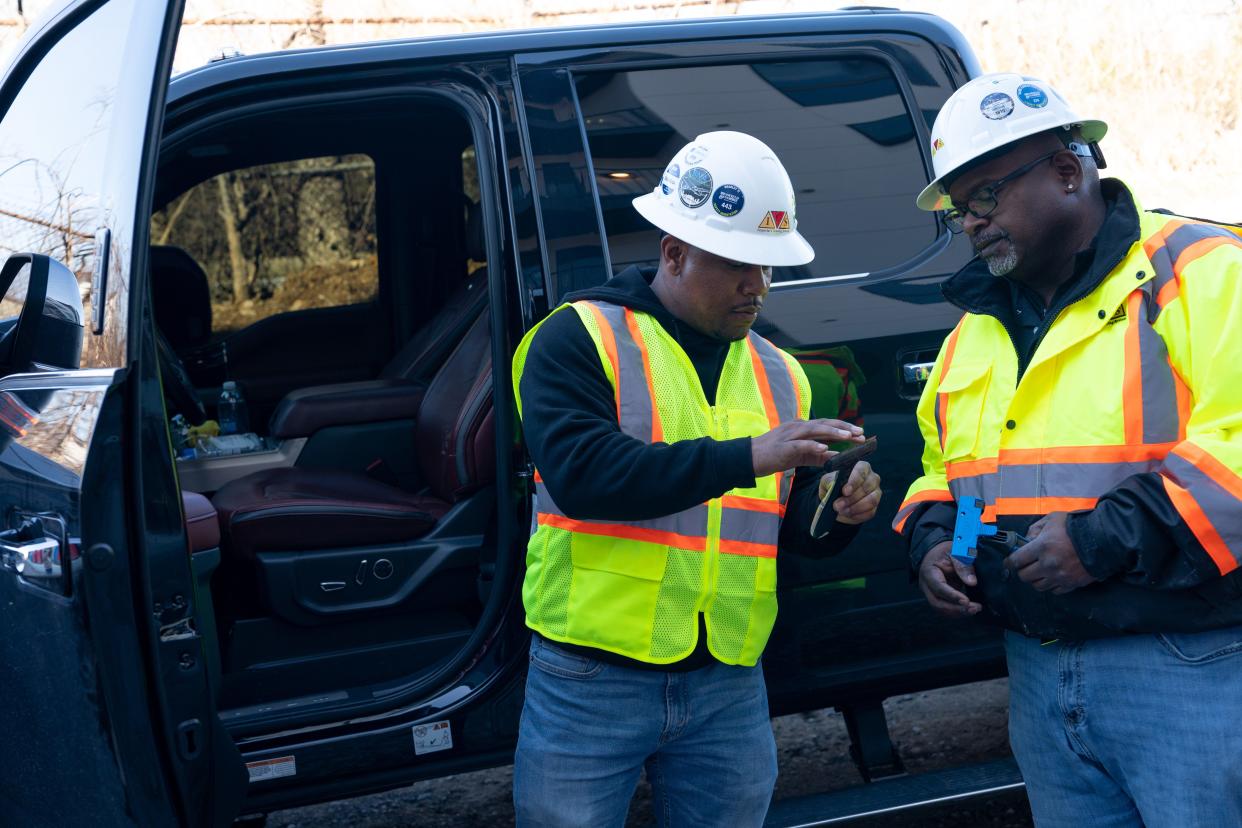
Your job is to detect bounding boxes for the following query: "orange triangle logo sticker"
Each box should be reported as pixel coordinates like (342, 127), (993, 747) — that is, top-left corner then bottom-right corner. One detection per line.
(758, 210), (790, 232)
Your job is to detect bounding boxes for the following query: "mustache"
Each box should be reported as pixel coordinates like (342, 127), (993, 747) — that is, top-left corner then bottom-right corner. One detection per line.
(972, 232), (1009, 254)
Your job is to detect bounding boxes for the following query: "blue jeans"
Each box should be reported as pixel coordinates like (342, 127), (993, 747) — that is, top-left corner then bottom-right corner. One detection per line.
(513, 635), (778, 827)
(1005, 626), (1242, 827)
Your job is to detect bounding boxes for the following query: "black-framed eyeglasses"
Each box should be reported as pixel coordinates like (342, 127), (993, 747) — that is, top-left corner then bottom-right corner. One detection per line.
(942, 150), (1061, 234)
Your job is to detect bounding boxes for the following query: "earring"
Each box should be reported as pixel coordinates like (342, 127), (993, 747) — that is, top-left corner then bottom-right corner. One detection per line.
(1066, 184), (1075, 191)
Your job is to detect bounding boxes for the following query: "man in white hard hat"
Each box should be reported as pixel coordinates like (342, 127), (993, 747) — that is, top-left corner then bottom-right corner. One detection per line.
(896, 73), (1242, 824)
(510, 130), (882, 826)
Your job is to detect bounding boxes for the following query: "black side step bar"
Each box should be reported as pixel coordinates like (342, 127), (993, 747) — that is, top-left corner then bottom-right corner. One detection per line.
(764, 757), (1025, 827)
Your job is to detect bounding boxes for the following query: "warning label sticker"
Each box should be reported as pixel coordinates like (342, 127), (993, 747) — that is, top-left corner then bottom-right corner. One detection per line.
(246, 756), (297, 783)
(413, 721), (453, 756)
(758, 210), (791, 232)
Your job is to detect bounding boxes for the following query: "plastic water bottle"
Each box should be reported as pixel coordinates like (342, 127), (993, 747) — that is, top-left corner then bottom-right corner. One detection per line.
(217, 381), (249, 435)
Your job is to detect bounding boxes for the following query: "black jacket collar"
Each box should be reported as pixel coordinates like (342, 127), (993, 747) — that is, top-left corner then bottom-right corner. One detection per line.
(941, 179), (1142, 318)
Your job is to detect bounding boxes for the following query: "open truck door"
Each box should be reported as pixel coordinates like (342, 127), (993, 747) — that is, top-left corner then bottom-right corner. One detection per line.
(0, 1), (245, 824)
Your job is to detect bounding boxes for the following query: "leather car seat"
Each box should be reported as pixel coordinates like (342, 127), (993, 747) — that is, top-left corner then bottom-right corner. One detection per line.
(209, 313), (494, 622)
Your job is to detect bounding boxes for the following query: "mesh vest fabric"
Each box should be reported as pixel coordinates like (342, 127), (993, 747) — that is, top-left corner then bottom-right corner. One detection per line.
(513, 300), (811, 666)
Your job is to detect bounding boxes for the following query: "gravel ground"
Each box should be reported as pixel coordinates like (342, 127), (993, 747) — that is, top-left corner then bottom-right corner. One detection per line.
(269, 678), (1032, 827)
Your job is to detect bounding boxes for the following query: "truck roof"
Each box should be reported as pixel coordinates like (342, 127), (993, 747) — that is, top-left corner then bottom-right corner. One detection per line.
(167, 9), (978, 102)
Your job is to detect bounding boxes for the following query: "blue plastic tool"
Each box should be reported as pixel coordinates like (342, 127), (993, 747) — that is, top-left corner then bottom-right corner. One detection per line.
(951, 497), (996, 566)
(951, 497), (1027, 565)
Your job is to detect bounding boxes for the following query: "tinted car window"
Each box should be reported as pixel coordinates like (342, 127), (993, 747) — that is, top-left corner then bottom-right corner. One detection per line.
(577, 59), (933, 283)
(0, 0), (147, 367)
(151, 154), (378, 333)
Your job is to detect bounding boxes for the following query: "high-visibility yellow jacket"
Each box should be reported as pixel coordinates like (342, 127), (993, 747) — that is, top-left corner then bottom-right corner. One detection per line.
(513, 300), (810, 666)
(896, 182), (1242, 637)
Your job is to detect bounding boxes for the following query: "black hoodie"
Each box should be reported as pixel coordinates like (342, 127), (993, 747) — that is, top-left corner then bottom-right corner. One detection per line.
(519, 265), (859, 669)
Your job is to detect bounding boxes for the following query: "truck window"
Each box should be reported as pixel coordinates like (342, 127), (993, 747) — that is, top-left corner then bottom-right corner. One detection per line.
(576, 59), (934, 283)
(151, 153), (378, 333)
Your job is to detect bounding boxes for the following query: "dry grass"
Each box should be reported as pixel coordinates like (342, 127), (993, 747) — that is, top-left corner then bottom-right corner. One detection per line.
(3, 0), (1238, 219)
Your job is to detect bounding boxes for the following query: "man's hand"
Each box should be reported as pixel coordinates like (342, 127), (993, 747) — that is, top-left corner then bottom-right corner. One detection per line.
(818, 461), (881, 524)
(751, 419), (864, 478)
(1004, 512), (1097, 595)
(918, 540), (982, 617)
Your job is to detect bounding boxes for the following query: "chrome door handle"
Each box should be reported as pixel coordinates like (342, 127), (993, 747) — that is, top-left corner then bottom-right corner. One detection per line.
(1, 517), (62, 580)
(902, 361), (936, 384)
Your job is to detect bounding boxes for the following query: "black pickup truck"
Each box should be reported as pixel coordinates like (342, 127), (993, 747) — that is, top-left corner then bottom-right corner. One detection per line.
(0, 2), (1015, 825)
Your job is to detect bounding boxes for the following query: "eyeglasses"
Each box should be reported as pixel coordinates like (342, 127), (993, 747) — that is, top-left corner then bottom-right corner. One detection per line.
(942, 151), (1060, 234)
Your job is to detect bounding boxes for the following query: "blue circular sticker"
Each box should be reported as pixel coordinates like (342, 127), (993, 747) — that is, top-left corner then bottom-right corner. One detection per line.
(712, 184), (745, 217)
(678, 167), (714, 209)
(661, 163), (681, 195)
(1016, 84), (1048, 109)
(980, 92), (1015, 120)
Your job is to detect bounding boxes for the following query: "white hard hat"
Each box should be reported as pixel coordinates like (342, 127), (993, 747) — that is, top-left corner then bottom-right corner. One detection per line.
(915, 73), (1107, 211)
(632, 131), (814, 267)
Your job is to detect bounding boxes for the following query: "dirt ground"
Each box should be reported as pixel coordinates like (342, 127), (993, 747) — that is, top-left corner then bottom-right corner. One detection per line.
(268, 678), (1033, 827)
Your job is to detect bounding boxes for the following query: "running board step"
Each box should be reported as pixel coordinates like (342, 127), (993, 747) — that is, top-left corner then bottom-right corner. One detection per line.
(764, 757), (1024, 827)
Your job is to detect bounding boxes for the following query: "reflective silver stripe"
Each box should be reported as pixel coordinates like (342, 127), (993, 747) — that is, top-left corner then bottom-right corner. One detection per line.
(719, 507), (781, 548)
(535, 481), (709, 539)
(586, 301), (656, 442)
(1162, 452), (1242, 570)
(948, 473), (995, 505)
(948, 458), (1167, 507)
(998, 460), (1165, 499)
(1147, 221), (1241, 313)
(748, 333), (801, 424)
(1134, 300), (1181, 444)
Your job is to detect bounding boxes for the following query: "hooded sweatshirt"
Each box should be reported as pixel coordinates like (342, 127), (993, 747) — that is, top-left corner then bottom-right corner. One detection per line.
(518, 265), (859, 669)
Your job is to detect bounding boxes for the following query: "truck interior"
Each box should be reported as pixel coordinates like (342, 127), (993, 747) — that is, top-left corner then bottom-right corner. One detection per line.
(149, 85), (516, 729)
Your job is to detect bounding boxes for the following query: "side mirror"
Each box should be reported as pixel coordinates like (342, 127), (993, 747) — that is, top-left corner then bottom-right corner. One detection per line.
(0, 253), (84, 374)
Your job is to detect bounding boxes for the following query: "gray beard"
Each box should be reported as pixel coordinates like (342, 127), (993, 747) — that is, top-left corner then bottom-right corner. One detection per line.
(986, 246), (1020, 277)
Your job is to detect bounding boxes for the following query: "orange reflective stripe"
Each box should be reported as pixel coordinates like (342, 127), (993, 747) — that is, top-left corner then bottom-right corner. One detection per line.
(747, 339), (780, 429)
(582, 302), (621, 420)
(935, 323), (962, 454)
(1162, 477), (1238, 575)
(1174, 235), (1242, 274)
(1123, 291), (1144, 444)
(537, 513), (707, 552)
(1173, 443), (1242, 502)
(1155, 278), (1180, 311)
(623, 308), (663, 443)
(721, 494), (785, 517)
(892, 488), (953, 533)
(1143, 219), (1186, 261)
(1145, 219), (1242, 313)
(997, 444), (1177, 464)
(946, 457), (998, 480)
(718, 538), (778, 558)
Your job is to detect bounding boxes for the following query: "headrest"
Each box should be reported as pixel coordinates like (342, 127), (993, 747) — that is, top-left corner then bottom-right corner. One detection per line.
(150, 245), (213, 352)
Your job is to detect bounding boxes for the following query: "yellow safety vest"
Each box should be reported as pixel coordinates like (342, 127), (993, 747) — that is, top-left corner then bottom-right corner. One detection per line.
(513, 300), (811, 666)
(896, 198), (1242, 577)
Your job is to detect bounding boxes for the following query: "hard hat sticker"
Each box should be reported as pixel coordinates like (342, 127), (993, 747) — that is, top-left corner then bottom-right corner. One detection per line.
(712, 184), (745, 217)
(684, 145), (710, 165)
(661, 162), (681, 195)
(932, 137), (944, 156)
(1016, 84), (1048, 109)
(678, 167), (714, 208)
(758, 211), (791, 232)
(980, 92), (1015, 120)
